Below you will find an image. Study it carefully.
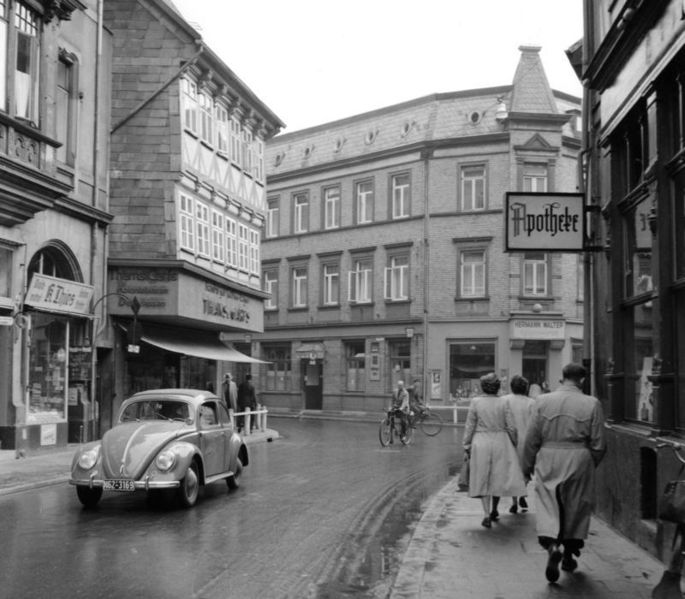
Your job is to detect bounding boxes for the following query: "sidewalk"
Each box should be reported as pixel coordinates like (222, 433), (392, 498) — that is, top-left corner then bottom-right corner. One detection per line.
(390, 477), (667, 599)
(0, 427), (279, 496)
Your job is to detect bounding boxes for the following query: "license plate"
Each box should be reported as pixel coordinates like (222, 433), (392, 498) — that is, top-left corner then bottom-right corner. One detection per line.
(103, 479), (135, 492)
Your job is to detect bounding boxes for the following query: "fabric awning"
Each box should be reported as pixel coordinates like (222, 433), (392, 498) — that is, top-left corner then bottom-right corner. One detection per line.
(136, 325), (269, 363)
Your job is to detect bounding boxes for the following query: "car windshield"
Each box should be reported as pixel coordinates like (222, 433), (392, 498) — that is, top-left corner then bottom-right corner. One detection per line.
(120, 400), (191, 423)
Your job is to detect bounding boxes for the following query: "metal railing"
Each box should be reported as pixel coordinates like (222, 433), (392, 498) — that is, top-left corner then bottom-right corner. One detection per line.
(229, 404), (268, 435)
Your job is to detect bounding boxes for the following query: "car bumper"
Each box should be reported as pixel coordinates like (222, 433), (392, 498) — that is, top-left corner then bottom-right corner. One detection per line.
(69, 476), (180, 490)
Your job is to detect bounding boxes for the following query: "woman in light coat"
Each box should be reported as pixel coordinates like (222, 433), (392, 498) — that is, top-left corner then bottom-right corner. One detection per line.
(463, 373), (527, 528)
(502, 374), (536, 513)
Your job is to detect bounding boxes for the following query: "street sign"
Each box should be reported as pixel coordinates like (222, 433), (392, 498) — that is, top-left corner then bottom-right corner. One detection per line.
(505, 192), (585, 252)
(127, 344), (140, 354)
(0, 316), (13, 326)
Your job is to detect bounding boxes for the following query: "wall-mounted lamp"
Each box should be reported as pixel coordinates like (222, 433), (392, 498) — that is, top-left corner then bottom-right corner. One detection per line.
(405, 327), (414, 339)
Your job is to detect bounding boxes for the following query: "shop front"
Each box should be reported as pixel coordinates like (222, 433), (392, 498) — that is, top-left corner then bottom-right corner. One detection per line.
(107, 265), (266, 417)
(22, 273), (94, 449)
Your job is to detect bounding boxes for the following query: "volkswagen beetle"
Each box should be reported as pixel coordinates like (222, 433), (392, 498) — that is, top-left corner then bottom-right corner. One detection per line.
(69, 389), (248, 509)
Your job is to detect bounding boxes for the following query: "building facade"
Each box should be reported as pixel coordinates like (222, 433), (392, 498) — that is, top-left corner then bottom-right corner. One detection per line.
(580, 0), (685, 560)
(0, 0), (112, 451)
(101, 0), (283, 430)
(255, 47), (583, 414)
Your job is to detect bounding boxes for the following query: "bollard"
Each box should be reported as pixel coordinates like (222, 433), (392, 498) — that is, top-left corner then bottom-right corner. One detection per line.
(229, 408), (235, 429)
(245, 407), (251, 435)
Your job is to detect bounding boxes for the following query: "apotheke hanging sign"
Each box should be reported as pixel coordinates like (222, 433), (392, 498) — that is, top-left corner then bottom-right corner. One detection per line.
(505, 192), (585, 252)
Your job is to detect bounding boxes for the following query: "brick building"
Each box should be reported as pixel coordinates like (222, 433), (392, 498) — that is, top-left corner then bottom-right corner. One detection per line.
(252, 47), (583, 414)
(0, 0), (112, 451)
(578, 0), (685, 560)
(100, 0), (283, 429)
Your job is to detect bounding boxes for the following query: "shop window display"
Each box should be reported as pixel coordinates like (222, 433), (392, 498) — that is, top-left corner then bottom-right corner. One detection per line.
(27, 314), (68, 423)
(449, 341), (496, 400)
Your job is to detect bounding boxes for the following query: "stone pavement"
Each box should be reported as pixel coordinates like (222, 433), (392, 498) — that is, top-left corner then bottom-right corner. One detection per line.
(0, 427), (279, 496)
(389, 477), (669, 599)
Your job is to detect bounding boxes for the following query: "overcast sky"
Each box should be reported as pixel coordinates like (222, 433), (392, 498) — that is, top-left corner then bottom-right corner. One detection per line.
(171, 0), (583, 133)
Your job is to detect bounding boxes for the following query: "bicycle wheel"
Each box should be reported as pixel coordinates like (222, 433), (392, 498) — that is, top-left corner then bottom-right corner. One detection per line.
(379, 417), (393, 447)
(419, 410), (443, 436)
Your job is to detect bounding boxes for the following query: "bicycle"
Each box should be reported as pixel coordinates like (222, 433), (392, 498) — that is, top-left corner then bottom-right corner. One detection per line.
(379, 409), (413, 447)
(409, 405), (444, 437)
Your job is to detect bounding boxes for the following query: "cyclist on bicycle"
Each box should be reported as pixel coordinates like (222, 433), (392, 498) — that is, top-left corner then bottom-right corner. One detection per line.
(390, 380), (410, 437)
(408, 378), (426, 428)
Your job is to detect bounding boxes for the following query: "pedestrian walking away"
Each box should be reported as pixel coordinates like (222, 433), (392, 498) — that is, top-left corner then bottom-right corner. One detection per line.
(522, 362), (607, 584)
(222, 373), (238, 413)
(462, 372), (526, 529)
(502, 374), (536, 514)
(237, 374), (256, 433)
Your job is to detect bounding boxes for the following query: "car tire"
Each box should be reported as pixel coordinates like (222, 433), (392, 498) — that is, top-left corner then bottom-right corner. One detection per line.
(76, 486), (103, 509)
(227, 458), (243, 491)
(177, 460), (200, 508)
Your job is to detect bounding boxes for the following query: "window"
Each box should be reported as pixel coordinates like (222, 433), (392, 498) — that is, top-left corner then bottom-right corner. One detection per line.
(211, 211), (225, 263)
(264, 271), (278, 310)
(391, 173), (410, 219)
(0, 2), (7, 112)
(449, 341), (496, 399)
(249, 229), (260, 275)
(322, 263), (339, 306)
(230, 116), (241, 166)
(198, 91), (213, 144)
(55, 52), (76, 164)
(254, 139), (264, 181)
(345, 340), (365, 392)
(460, 250), (486, 297)
(225, 217), (237, 268)
(356, 180), (374, 224)
(384, 255), (409, 301)
(523, 164), (548, 192)
(292, 266), (308, 308)
(262, 344), (291, 391)
(215, 104), (229, 154)
(294, 193), (309, 234)
(238, 223), (249, 271)
(13, 2), (39, 123)
(242, 128), (252, 173)
(389, 339), (411, 390)
(195, 202), (210, 257)
(348, 258), (372, 303)
(266, 198), (279, 238)
(460, 165), (486, 211)
(323, 186), (340, 229)
(181, 78), (198, 134)
(523, 253), (547, 296)
(179, 194), (194, 251)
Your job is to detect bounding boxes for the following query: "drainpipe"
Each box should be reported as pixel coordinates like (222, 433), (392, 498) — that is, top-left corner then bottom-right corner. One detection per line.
(110, 43), (204, 135)
(422, 147), (431, 403)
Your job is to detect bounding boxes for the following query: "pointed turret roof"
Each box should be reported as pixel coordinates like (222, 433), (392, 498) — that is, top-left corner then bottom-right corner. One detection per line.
(509, 46), (558, 114)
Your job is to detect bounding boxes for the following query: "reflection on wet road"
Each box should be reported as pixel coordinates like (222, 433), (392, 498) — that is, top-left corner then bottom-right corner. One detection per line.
(0, 418), (462, 599)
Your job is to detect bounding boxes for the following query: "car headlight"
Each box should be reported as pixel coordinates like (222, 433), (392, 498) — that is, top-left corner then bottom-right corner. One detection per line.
(78, 447), (100, 470)
(155, 450), (177, 472)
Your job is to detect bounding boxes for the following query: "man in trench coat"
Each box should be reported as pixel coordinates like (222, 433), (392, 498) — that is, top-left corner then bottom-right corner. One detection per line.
(522, 362), (606, 583)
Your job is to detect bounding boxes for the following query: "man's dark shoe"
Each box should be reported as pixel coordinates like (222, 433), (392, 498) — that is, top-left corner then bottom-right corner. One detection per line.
(489, 510), (499, 521)
(509, 503), (518, 514)
(519, 497), (528, 511)
(545, 545), (562, 583)
(561, 554), (578, 572)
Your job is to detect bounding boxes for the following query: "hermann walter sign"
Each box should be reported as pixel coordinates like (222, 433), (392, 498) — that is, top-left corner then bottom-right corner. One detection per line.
(505, 192), (585, 252)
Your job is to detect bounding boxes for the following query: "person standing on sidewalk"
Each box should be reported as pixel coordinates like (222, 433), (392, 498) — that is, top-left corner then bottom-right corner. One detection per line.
(502, 374), (536, 514)
(237, 374), (256, 433)
(462, 372), (526, 528)
(522, 362), (606, 583)
(223, 373), (238, 414)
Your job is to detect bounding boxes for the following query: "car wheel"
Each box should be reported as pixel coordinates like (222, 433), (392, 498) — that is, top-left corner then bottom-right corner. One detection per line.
(227, 458), (243, 491)
(76, 486), (103, 509)
(177, 460), (200, 508)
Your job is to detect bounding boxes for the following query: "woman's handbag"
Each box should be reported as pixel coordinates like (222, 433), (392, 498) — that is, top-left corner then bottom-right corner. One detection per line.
(457, 456), (470, 492)
(658, 479), (685, 523)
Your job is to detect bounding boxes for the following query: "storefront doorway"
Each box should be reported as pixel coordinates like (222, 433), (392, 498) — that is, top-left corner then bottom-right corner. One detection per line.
(302, 359), (323, 409)
(522, 340), (548, 394)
